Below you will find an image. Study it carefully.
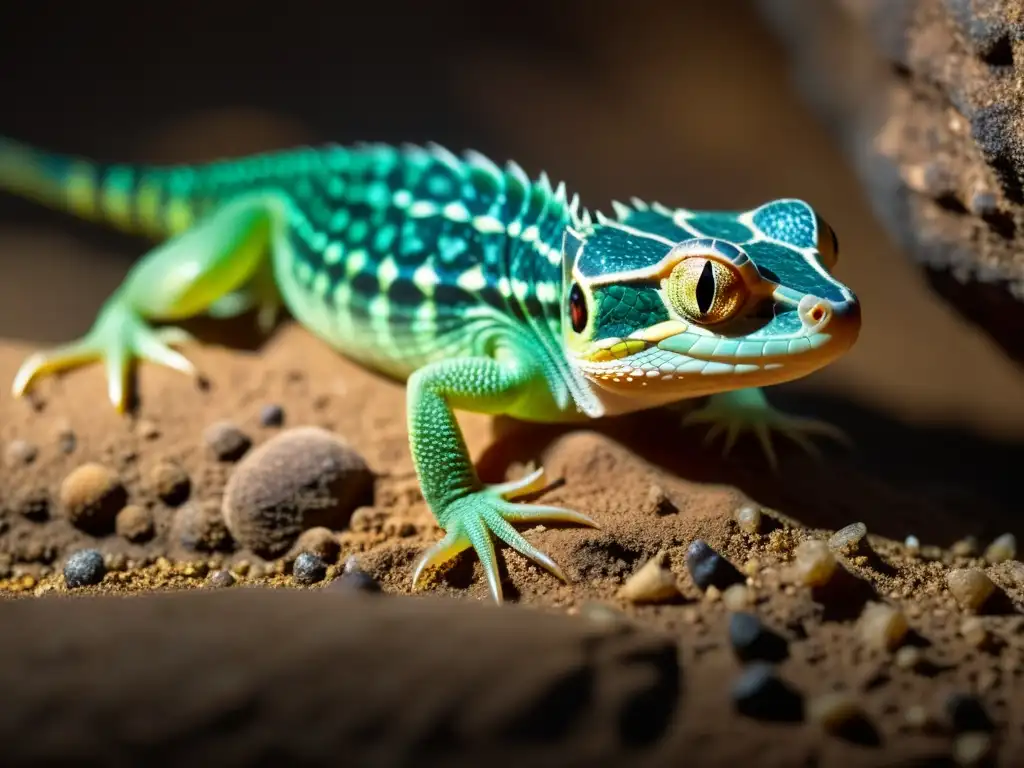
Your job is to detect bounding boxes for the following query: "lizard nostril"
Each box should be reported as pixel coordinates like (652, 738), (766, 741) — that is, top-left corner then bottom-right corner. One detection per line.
(798, 296), (832, 328)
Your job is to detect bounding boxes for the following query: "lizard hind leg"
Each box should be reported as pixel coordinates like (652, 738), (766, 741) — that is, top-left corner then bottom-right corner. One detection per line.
(12, 197), (276, 411)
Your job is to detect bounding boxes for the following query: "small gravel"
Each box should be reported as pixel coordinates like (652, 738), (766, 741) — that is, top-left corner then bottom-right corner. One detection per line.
(646, 485), (675, 516)
(292, 552), (327, 585)
(53, 423), (77, 455)
(59, 463), (127, 535)
(728, 612), (789, 663)
(206, 569), (236, 589)
(686, 539), (741, 591)
(722, 583), (753, 611)
(829, 522), (867, 554)
(618, 551), (679, 604)
(806, 691), (865, 734)
(953, 732), (993, 766)
(12, 487), (49, 522)
(983, 533), (1016, 565)
(731, 663), (803, 722)
(63, 549), (107, 588)
(330, 556), (382, 593)
(946, 568), (996, 611)
(203, 421), (252, 462)
(115, 505), (155, 543)
(259, 403), (285, 428)
(793, 539), (838, 587)
(148, 460), (191, 506)
(858, 602), (909, 651)
(172, 500), (233, 553)
(960, 617), (989, 648)
(733, 504), (762, 534)
(293, 527), (341, 563)
(951, 537), (979, 558)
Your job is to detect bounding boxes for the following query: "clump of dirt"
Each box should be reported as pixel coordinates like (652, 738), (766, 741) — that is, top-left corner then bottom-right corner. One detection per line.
(0, 322), (1022, 765)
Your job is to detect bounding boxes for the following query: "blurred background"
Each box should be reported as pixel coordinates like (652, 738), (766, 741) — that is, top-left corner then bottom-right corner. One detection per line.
(1, 1), (1021, 531)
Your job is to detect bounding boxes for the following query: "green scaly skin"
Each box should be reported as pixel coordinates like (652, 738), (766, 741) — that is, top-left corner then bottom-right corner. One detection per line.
(0, 136), (861, 603)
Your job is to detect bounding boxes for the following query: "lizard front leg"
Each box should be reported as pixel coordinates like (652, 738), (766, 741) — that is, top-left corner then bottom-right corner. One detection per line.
(408, 346), (598, 604)
(12, 197), (276, 411)
(680, 386), (850, 469)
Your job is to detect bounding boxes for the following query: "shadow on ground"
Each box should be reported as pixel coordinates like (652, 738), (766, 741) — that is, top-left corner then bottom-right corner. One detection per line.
(478, 389), (1021, 548)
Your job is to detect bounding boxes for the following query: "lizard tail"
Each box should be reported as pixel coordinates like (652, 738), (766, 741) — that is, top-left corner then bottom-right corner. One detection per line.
(0, 136), (200, 239)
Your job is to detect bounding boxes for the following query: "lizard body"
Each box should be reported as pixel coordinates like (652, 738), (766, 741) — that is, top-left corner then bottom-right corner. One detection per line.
(0, 136), (860, 602)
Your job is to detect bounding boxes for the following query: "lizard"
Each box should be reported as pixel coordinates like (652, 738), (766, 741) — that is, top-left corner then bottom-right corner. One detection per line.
(0, 136), (861, 603)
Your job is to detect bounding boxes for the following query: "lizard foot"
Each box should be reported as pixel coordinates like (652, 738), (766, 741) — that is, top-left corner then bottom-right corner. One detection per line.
(12, 301), (196, 412)
(681, 388), (850, 470)
(411, 466), (599, 604)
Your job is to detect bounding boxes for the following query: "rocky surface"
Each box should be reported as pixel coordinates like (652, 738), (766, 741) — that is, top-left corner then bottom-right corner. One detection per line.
(758, 0), (1024, 365)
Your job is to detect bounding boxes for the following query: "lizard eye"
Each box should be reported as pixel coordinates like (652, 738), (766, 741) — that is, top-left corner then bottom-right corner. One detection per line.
(568, 282), (588, 333)
(665, 257), (747, 325)
(815, 214), (839, 269)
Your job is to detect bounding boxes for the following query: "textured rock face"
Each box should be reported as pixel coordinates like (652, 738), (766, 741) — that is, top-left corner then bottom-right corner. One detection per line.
(757, 0), (1024, 365)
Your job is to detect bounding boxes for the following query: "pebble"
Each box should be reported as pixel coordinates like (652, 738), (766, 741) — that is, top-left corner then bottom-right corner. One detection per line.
(222, 426), (373, 558)
(618, 551), (680, 604)
(734, 504), (762, 534)
(722, 583), (753, 611)
(136, 420), (161, 440)
(807, 691), (865, 734)
(905, 535), (921, 556)
(983, 533), (1016, 565)
(946, 693), (994, 733)
(728, 612), (789, 663)
(63, 549), (107, 588)
(960, 617), (989, 648)
(904, 704), (930, 729)
(946, 568), (996, 611)
(206, 569), (236, 588)
(686, 539), (740, 591)
(731, 663), (803, 722)
(259, 403), (285, 428)
(894, 646), (922, 670)
(953, 732), (993, 767)
(646, 485), (675, 516)
(115, 505), (154, 543)
(59, 462), (128, 535)
(172, 500), (233, 552)
(793, 539), (838, 587)
(292, 552), (328, 585)
(858, 602), (909, 651)
(829, 522), (867, 554)
(951, 537), (979, 558)
(148, 460), (191, 506)
(203, 420), (252, 462)
(330, 555), (382, 593)
(578, 601), (632, 631)
(4, 439), (38, 467)
(293, 527), (341, 563)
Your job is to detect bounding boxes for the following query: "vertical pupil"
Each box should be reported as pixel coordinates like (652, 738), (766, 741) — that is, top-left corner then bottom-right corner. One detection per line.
(569, 283), (587, 332)
(696, 260), (716, 314)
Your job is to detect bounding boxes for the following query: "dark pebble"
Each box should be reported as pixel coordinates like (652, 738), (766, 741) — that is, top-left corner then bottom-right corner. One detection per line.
(731, 663), (804, 722)
(259, 403), (285, 428)
(330, 555), (382, 593)
(207, 569), (236, 589)
(203, 421), (252, 462)
(686, 539), (742, 590)
(729, 612), (790, 663)
(63, 549), (107, 589)
(946, 693), (995, 733)
(292, 552), (327, 585)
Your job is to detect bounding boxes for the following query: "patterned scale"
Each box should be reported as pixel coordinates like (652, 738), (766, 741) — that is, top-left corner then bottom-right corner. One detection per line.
(154, 143), (578, 380)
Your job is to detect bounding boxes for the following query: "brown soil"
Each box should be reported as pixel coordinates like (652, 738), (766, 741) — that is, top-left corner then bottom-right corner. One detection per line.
(0, 321), (1022, 766)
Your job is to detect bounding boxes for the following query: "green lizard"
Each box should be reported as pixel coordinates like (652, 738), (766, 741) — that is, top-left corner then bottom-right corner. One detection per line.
(0, 137), (860, 603)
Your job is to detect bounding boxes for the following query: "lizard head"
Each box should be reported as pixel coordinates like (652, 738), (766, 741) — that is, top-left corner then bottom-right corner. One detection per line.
(560, 198), (861, 417)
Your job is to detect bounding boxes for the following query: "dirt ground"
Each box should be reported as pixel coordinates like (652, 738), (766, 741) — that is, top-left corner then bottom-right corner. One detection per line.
(1, 3), (1023, 766)
(0, 320), (1021, 766)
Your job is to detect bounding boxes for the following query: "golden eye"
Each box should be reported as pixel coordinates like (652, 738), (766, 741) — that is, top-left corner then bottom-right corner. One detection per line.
(665, 257), (747, 324)
(815, 214), (839, 269)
